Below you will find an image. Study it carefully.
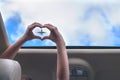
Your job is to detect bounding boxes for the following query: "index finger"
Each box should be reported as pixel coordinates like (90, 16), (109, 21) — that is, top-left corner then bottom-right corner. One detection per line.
(43, 24), (55, 31)
(29, 22), (43, 30)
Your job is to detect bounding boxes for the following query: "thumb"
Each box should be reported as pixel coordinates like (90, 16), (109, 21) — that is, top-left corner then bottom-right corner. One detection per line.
(41, 36), (50, 40)
(34, 35), (42, 40)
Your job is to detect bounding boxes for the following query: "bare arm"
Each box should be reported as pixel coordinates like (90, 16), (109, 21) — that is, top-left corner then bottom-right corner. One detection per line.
(0, 36), (27, 59)
(56, 42), (69, 80)
(0, 22), (42, 59)
(43, 24), (69, 80)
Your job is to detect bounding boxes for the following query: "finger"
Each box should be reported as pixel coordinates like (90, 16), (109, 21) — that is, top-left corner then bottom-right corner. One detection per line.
(44, 24), (54, 27)
(43, 24), (54, 31)
(29, 22), (43, 30)
(32, 22), (42, 27)
(42, 36), (50, 40)
(34, 35), (42, 40)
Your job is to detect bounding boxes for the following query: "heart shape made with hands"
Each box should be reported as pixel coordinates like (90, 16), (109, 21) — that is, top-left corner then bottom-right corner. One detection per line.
(33, 27), (50, 39)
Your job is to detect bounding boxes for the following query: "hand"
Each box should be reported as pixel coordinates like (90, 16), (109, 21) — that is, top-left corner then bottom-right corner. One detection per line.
(23, 22), (42, 41)
(42, 24), (65, 45)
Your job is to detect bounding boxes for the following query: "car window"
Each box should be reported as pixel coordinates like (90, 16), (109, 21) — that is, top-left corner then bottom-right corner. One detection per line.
(0, 0), (120, 46)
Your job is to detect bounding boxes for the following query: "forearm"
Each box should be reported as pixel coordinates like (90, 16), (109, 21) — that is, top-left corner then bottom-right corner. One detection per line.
(56, 41), (69, 80)
(0, 36), (27, 59)
(0, 22), (42, 59)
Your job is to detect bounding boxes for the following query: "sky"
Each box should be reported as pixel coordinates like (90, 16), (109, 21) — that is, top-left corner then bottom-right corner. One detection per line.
(0, 0), (120, 46)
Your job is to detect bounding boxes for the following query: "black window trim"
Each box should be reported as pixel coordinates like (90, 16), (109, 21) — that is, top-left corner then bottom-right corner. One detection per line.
(21, 46), (120, 49)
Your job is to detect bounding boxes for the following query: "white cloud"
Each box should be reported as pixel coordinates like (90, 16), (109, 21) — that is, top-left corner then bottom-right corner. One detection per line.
(1, 0), (120, 46)
(81, 15), (114, 46)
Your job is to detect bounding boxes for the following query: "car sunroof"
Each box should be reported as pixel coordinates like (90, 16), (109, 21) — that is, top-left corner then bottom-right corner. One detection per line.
(1, 0), (120, 46)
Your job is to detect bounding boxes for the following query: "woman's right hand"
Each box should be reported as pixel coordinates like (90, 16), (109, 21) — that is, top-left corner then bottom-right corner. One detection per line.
(42, 24), (65, 45)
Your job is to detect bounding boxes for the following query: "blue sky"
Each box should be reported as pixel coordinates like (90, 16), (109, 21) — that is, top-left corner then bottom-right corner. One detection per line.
(4, 12), (55, 46)
(0, 0), (7, 2)
(0, 0), (120, 46)
(5, 12), (21, 44)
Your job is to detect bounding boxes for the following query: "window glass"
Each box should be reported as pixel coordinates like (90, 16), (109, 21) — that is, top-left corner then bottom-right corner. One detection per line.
(0, 0), (120, 46)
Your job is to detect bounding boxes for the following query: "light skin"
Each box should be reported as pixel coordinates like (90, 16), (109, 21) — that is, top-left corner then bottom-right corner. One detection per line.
(0, 22), (69, 80)
(0, 22), (42, 59)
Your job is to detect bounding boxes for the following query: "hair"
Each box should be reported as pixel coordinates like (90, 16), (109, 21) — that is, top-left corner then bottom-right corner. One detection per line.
(21, 75), (32, 80)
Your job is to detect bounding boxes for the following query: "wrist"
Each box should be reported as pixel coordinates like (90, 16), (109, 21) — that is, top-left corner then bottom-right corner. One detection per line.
(56, 40), (66, 47)
(20, 35), (28, 42)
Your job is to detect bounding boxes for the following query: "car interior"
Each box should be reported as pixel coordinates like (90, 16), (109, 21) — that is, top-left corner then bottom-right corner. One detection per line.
(1, 11), (120, 80)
